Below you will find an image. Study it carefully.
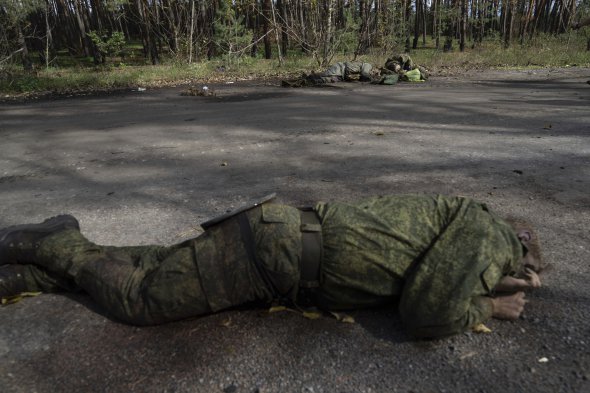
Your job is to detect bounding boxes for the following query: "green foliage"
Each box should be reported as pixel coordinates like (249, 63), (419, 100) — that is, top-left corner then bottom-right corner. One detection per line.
(212, 0), (253, 66)
(579, 0), (590, 16)
(1, 32), (589, 96)
(407, 33), (590, 73)
(335, 8), (359, 57)
(0, 0), (44, 24)
(0, 0), (44, 62)
(577, 0), (590, 46)
(8, 75), (40, 92)
(379, 3), (410, 54)
(103, 0), (129, 13)
(87, 31), (126, 60)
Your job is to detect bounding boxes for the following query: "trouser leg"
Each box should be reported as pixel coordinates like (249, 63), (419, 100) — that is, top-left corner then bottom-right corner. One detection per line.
(29, 204), (303, 325)
(34, 230), (211, 325)
(76, 244), (211, 325)
(193, 205), (303, 312)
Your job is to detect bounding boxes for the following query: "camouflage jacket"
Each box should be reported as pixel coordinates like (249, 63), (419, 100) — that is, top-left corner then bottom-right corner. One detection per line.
(319, 61), (373, 81)
(314, 195), (523, 337)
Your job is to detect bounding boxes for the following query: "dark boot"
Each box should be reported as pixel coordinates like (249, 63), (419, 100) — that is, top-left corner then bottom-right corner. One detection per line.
(0, 215), (80, 265)
(0, 265), (30, 297)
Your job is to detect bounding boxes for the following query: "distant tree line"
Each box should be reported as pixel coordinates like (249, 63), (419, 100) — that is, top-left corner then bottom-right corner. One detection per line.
(0, 0), (587, 70)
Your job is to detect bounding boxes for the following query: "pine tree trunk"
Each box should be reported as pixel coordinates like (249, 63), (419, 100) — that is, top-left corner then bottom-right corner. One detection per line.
(355, 0), (369, 56)
(263, 0), (272, 59)
(17, 24), (33, 71)
(413, 0), (421, 49)
(405, 0), (412, 53)
(504, 0), (514, 48)
(460, 0), (467, 51)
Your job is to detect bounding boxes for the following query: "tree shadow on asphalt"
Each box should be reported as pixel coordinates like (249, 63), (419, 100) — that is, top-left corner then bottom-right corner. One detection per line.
(1, 74), (588, 139)
(0, 138), (586, 226)
(350, 307), (411, 343)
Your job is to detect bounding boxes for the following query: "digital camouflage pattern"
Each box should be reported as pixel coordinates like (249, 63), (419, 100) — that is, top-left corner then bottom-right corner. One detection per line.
(20, 195), (522, 337)
(314, 195), (523, 337)
(311, 61), (374, 84)
(384, 54), (415, 72)
(193, 204), (302, 313)
(282, 54), (428, 87)
(381, 54), (429, 82)
(34, 229), (211, 325)
(30, 204), (302, 325)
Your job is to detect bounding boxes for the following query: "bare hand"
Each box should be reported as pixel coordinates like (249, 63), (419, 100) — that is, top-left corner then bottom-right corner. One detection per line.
(494, 269), (541, 292)
(522, 267), (541, 289)
(491, 292), (527, 320)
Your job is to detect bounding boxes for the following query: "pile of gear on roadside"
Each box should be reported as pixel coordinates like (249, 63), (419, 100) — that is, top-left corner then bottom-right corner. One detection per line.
(282, 54), (429, 88)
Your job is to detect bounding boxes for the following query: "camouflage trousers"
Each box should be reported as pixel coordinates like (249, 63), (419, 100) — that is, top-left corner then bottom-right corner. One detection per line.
(31, 204), (302, 325)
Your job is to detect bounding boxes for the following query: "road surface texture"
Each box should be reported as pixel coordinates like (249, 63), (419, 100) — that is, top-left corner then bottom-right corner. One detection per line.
(1, 68), (589, 393)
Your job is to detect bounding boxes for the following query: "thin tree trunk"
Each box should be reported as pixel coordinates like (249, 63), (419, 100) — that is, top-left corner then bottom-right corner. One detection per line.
(249, 0), (259, 57)
(271, 0), (283, 64)
(277, 0), (288, 57)
(74, 0), (91, 57)
(460, 0), (466, 51)
(504, 0), (514, 48)
(322, 0), (335, 66)
(17, 24), (33, 71)
(422, 0), (426, 45)
(45, 1), (52, 68)
(355, 0), (370, 57)
(435, 0), (441, 49)
(405, 0), (412, 53)
(188, 0), (195, 63)
(263, 0), (272, 59)
(413, 0), (421, 49)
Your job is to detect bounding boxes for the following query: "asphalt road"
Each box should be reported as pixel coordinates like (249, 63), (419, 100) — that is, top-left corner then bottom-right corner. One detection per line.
(0, 68), (589, 393)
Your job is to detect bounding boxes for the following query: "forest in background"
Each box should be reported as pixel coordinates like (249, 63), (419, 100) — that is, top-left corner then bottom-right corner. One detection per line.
(1, 0), (589, 71)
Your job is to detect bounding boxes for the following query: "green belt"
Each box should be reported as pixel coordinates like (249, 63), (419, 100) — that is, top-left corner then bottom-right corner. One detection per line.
(298, 208), (322, 305)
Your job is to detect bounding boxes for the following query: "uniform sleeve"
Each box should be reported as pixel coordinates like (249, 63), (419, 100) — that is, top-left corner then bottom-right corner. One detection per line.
(399, 284), (494, 338)
(398, 240), (496, 338)
(398, 201), (515, 338)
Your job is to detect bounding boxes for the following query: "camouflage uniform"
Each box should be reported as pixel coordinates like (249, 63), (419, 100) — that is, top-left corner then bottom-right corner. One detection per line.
(382, 54), (429, 81)
(27, 205), (302, 326)
(311, 61), (374, 84)
(314, 195), (522, 337)
(21, 195), (522, 337)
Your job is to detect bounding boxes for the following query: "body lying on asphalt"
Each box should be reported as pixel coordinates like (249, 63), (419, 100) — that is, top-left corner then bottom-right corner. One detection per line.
(282, 54), (429, 87)
(0, 193), (545, 339)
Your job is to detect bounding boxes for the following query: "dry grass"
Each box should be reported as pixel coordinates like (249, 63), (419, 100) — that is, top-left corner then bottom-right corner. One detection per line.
(1, 33), (588, 97)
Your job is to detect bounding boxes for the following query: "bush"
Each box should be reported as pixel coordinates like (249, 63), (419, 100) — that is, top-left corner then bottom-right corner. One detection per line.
(87, 31), (126, 61)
